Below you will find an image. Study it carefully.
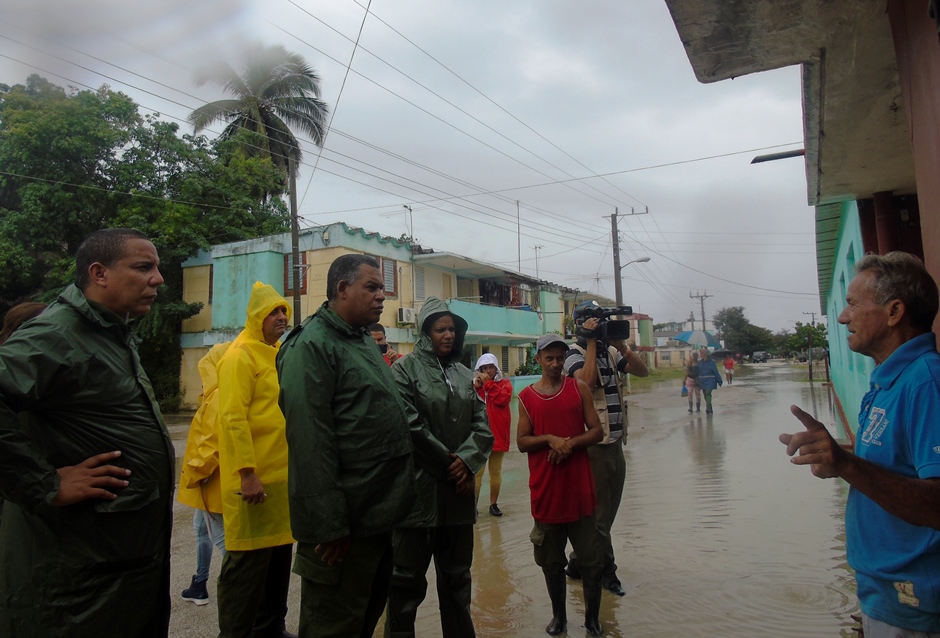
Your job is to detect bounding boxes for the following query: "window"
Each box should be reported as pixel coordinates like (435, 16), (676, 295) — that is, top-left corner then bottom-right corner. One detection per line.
(501, 346), (509, 372)
(414, 266), (426, 301)
(381, 258), (398, 296)
(284, 253), (307, 296)
(661, 352), (671, 361)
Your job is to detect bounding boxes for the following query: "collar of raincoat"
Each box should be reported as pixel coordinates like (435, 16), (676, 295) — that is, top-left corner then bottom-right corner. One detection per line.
(415, 296), (468, 365)
(243, 281), (292, 345)
(473, 352), (503, 381)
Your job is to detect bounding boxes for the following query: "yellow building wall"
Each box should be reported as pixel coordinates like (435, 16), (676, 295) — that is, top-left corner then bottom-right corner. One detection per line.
(182, 265), (212, 333)
(181, 346), (211, 408)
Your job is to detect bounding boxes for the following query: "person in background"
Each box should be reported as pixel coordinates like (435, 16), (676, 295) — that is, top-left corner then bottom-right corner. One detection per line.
(518, 334), (605, 636)
(685, 352), (701, 413)
(695, 350), (723, 415)
(723, 354), (735, 385)
(177, 342), (230, 606)
(0, 302), (46, 344)
(386, 297), (492, 638)
(473, 353), (513, 517)
(369, 322), (400, 365)
(0, 228), (174, 636)
(216, 282), (295, 638)
(780, 252), (940, 637)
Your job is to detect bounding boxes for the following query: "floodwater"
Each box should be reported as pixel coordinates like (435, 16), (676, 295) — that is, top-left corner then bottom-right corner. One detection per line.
(167, 362), (858, 637)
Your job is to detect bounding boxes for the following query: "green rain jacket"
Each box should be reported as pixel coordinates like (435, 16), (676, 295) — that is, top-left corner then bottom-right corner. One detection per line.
(392, 297), (492, 528)
(277, 302), (416, 547)
(0, 284), (174, 637)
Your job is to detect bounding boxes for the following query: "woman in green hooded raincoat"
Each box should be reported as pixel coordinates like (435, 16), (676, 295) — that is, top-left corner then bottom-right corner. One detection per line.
(385, 297), (492, 638)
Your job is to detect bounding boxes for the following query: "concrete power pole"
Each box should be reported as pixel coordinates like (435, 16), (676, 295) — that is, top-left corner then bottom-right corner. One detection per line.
(690, 290), (712, 331)
(803, 311), (817, 381)
(607, 207), (647, 306)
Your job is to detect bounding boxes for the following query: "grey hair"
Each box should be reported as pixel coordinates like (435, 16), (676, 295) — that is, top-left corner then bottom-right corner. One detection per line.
(856, 251), (939, 330)
(326, 254), (380, 301)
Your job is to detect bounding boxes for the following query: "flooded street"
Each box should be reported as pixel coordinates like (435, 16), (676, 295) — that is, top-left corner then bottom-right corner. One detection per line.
(167, 362), (858, 637)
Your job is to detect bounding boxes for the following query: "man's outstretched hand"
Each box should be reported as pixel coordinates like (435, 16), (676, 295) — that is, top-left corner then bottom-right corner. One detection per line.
(52, 450), (130, 506)
(779, 405), (848, 479)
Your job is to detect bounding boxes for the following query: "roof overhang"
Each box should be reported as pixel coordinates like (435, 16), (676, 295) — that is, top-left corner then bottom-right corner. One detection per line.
(664, 0), (915, 207)
(464, 331), (542, 347)
(412, 252), (538, 282)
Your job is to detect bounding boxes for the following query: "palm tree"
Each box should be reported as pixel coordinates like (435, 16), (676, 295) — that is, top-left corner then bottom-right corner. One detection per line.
(189, 43), (329, 324)
(188, 42), (329, 182)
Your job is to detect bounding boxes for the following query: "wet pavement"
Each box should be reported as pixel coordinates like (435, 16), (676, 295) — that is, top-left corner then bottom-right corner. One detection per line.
(167, 361), (857, 637)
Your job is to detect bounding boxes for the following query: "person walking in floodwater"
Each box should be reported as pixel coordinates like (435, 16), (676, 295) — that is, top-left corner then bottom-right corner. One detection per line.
(696, 350), (723, 415)
(723, 354), (735, 385)
(518, 334), (605, 636)
(685, 352), (701, 412)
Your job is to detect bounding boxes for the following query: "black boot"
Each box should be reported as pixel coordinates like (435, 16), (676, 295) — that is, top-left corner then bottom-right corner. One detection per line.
(583, 575), (603, 637)
(544, 568), (567, 635)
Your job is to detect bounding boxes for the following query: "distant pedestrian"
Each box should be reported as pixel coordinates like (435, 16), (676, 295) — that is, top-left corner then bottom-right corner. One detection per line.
(696, 351), (723, 415)
(518, 334), (605, 636)
(723, 354), (734, 385)
(473, 353), (513, 517)
(685, 352), (701, 412)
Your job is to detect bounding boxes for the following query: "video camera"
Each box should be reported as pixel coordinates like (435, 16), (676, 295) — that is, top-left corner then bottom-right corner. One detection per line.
(574, 302), (633, 341)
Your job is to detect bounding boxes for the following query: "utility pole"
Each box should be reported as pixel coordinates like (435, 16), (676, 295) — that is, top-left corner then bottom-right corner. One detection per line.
(516, 200), (521, 273)
(803, 311), (817, 381)
(289, 157), (302, 326)
(533, 245), (544, 279)
(690, 290), (712, 331)
(605, 207), (647, 306)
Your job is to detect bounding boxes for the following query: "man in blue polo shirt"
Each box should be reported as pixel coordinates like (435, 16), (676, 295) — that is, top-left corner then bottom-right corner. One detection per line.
(780, 251), (940, 637)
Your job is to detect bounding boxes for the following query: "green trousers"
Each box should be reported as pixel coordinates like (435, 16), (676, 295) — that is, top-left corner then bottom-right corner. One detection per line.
(587, 441), (626, 579)
(293, 533), (393, 638)
(385, 525), (475, 638)
(217, 544), (293, 638)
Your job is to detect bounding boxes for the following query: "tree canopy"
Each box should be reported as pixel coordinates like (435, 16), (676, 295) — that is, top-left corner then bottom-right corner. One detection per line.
(188, 42), (330, 182)
(0, 74), (291, 408)
(712, 306), (775, 356)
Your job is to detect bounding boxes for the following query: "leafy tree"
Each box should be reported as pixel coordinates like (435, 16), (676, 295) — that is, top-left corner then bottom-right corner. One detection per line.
(713, 306), (774, 355)
(188, 42), (329, 183)
(0, 75), (290, 409)
(785, 321), (828, 357)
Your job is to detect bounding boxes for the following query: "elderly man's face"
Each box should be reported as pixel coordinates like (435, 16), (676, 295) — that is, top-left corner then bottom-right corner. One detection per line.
(262, 306), (289, 345)
(99, 238), (164, 318)
(838, 270), (892, 362)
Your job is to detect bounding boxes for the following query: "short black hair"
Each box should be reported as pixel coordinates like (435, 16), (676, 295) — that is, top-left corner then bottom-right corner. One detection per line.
(75, 228), (150, 290)
(326, 254), (380, 301)
(368, 323), (386, 334)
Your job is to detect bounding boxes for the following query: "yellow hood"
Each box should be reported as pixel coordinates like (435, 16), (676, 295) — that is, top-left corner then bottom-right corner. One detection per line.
(243, 281), (291, 343)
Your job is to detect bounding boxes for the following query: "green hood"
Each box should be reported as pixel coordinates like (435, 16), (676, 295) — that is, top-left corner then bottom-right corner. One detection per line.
(415, 297), (468, 365)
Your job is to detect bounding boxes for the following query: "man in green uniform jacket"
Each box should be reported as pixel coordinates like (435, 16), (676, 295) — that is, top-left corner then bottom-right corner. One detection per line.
(385, 297), (493, 638)
(0, 228), (175, 637)
(277, 254), (416, 638)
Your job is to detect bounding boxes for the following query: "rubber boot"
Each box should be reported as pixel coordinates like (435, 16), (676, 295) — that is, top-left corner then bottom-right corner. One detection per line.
(695, 403), (701, 412)
(583, 575), (603, 637)
(544, 568), (567, 635)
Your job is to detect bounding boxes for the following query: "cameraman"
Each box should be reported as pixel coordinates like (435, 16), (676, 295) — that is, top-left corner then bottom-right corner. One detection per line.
(564, 301), (649, 596)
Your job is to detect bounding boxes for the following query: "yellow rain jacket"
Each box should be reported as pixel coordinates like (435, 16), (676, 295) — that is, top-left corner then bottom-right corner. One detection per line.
(218, 282), (293, 551)
(177, 342), (230, 514)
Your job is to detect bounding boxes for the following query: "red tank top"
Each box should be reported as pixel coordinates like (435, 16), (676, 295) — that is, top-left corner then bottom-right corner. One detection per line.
(519, 377), (597, 524)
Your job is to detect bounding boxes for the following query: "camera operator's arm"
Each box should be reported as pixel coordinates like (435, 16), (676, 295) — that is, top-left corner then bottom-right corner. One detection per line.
(610, 340), (649, 378)
(571, 318), (600, 388)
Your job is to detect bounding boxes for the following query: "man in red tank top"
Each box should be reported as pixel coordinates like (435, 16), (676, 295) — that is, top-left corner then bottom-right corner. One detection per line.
(518, 334), (606, 637)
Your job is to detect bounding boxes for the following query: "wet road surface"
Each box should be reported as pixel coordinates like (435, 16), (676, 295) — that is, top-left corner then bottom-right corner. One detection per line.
(168, 362), (858, 637)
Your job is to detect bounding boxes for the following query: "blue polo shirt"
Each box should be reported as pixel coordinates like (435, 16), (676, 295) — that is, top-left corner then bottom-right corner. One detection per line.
(848, 332), (940, 632)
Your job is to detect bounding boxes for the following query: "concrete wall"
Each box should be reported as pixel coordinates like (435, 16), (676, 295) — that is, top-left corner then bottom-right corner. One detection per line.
(888, 0), (940, 337)
(826, 201), (876, 435)
(212, 251), (284, 330)
(182, 264), (212, 333)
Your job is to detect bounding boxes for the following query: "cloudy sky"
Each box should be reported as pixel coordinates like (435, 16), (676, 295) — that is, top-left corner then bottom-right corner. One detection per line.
(1, 0), (821, 332)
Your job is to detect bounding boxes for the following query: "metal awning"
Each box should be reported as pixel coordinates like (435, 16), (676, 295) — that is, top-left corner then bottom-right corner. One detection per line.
(463, 331), (543, 347)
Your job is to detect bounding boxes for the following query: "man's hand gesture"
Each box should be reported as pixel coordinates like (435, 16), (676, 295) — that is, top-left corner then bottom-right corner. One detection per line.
(779, 405), (849, 479)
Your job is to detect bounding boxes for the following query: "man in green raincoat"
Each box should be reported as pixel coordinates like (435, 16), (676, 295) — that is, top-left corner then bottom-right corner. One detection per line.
(278, 254), (416, 638)
(0, 228), (175, 637)
(385, 297), (492, 638)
